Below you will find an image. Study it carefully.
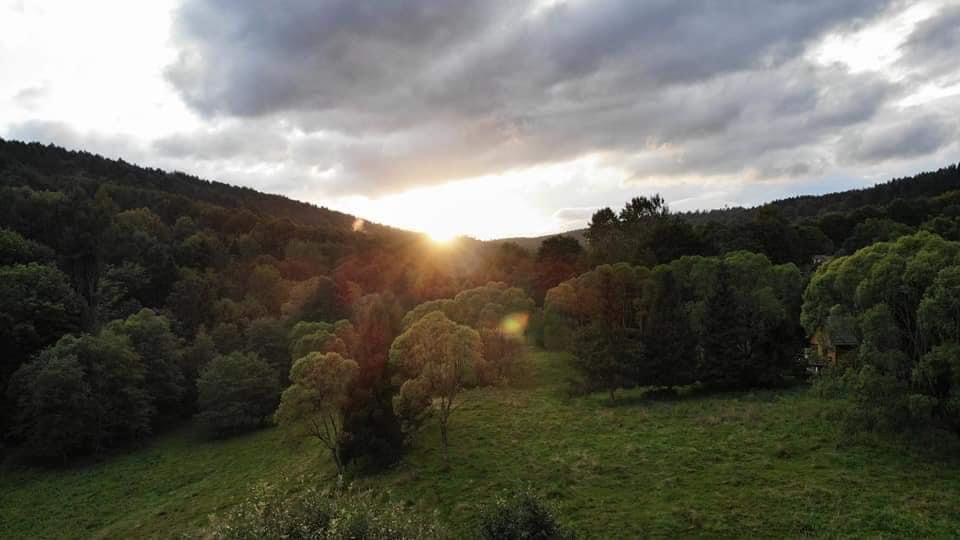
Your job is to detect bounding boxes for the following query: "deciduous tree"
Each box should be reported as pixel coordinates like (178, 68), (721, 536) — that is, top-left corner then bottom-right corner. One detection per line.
(389, 311), (483, 467)
(275, 352), (358, 475)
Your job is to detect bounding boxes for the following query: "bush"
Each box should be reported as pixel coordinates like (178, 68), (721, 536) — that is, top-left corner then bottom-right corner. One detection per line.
(476, 489), (575, 540)
(206, 480), (445, 540)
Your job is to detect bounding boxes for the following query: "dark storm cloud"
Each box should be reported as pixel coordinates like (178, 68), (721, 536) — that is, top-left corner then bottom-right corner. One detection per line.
(164, 0), (917, 195)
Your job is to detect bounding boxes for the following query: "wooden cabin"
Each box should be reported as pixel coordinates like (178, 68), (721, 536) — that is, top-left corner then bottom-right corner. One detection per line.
(810, 323), (858, 366)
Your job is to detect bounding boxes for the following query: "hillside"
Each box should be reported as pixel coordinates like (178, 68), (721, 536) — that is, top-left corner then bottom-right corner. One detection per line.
(490, 163), (960, 251)
(4, 349), (959, 538)
(490, 229), (588, 252)
(0, 138), (400, 236)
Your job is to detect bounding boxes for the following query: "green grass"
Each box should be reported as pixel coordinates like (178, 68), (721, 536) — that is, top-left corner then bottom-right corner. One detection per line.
(0, 423), (331, 538)
(4, 349), (960, 538)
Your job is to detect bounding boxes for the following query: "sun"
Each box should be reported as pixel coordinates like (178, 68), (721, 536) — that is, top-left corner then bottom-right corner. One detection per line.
(427, 229), (458, 244)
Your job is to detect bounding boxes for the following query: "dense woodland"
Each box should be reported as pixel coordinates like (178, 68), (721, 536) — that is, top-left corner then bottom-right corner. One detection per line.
(3, 138), (960, 534)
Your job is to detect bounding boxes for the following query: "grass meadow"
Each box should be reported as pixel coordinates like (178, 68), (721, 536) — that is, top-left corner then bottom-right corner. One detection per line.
(3, 349), (960, 538)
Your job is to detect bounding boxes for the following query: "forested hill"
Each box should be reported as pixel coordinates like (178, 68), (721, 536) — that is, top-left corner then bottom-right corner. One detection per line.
(498, 162), (960, 250)
(0, 138), (401, 236)
(681, 163), (960, 225)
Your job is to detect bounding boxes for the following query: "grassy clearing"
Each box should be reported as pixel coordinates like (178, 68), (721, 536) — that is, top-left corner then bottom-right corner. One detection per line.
(0, 424), (332, 538)
(3, 349), (960, 538)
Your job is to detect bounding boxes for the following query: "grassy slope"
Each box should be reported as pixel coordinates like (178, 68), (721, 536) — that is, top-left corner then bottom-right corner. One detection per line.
(3, 350), (960, 538)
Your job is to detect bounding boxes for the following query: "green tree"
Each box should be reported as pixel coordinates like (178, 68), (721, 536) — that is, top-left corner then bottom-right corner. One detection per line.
(180, 329), (217, 414)
(288, 321), (348, 360)
(211, 322), (245, 355)
(197, 352), (279, 436)
(93, 262), (150, 326)
(247, 264), (286, 315)
(0, 227), (53, 265)
(165, 269), (215, 337)
(275, 352), (359, 475)
(106, 309), (185, 422)
(7, 330), (153, 459)
(0, 263), (84, 410)
(6, 354), (92, 462)
(802, 232), (960, 435)
(389, 311), (484, 467)
(246, 317), (290, 383)
(571, 323), (640, 401)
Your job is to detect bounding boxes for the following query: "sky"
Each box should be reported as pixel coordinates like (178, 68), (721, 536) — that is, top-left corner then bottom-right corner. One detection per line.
(2, 0), (959, 240)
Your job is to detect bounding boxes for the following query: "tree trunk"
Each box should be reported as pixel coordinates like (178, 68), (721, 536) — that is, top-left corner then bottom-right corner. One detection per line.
(440, 420), (449, 470)
(332, 447), (344, 477)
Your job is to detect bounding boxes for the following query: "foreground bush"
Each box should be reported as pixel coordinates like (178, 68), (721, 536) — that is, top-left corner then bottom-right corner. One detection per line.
(476, 489), (575, 540)
(206, 481), (445, 540)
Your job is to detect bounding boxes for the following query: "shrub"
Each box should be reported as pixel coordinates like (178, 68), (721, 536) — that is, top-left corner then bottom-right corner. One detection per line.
(206, 480), (445, 540)
(476, 488), (575, 540)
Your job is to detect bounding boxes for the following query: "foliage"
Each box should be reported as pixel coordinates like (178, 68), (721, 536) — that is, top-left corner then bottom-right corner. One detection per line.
(547, 254), (803, 395)
(275, 352), (359, 475)
(587, 195), (709, 267)
(802, 231), (960, 436)
(389, 311), (484, 466)
(7, 330), (153, 459)
(105, 309), (185, 422)
(206, 481), (446, 540)
(340, 292), (407, 471)
(0, 263), (84, 403)
(401, 283), (534, 386)
(533, 236), (584, 303)
(0, 227), (54, 265)
(1, 136), (958, 464)
(476, 488), (575, 540)
(245, 317), (290, 383)
(197, 352), (280, 436)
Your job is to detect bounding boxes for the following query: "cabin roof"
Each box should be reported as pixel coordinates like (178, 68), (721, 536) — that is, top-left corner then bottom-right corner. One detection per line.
(825, 315), (858, 347)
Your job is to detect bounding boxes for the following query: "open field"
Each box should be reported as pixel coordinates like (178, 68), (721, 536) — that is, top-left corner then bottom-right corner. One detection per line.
(4, 349), (960, 538)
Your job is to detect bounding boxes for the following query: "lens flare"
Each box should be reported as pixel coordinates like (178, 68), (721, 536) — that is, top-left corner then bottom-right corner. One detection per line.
(499, 312), (530, 338)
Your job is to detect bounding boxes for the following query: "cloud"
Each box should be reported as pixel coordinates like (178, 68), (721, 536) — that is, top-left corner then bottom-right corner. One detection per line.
(153, 121), (290, 162)
(553, 207), (600, 222)
(841, 113), (957, 164)
(4, 120), (146, 162)
(12, 86), (47, 109)
(163, 0), (907, 195)
(898, 4), (960, 85)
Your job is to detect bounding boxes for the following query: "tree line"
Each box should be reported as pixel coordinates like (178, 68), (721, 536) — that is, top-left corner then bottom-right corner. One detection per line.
(541, 253), (804, 399)
(3, 137), (960, 466)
